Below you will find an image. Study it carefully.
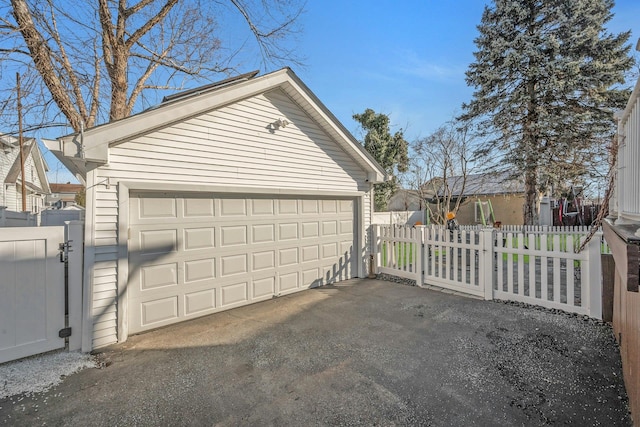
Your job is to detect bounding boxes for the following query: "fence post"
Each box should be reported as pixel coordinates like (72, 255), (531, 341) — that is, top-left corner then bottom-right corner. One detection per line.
(587, 233), (603, 320)
(479, 229), (494, 300)
(65, 221), (84, 351)
(373, 224), (381, 275)
(415, 226), (424, 287)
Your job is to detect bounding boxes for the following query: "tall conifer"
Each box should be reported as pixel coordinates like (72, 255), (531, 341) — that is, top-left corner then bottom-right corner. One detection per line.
(461, 0), (632, 224)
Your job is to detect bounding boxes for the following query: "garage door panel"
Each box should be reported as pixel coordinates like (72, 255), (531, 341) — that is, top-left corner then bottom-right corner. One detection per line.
(221, 254), (248, 276)
(184, 289), (216, 315)
(252, 224), (275, 243)
(140, 229), (177, 255)
(303, 268), (322, 287)
(253, 250), (275, 271)
(220, 225), (247, 246)
(340, 220), (353, 234)
(301, 221), (319, 238)
(321, 199), (337, 213)
(184, 228), (215, 250)
(278, 199), (298, 214)
(129, 193), (356, 334)
(279, 247), (299, 266)
(221, 282), (248, 306)
(183, 198), (215, 217)
(184, 258), (216, 283)
(301, 199), (318, 214)
(140, 262), (178, 290)
(138, 196), (177, 219)
(252, 199), (275, 215)
(252, 276), (275, 299)
(278, 223), (298, 240)
(322, 243), (338, 259)
(279, 272), (299, 292)
(322, 220), (337, 236)
(140, 296), (178, 326)
(339, 199), (353, 212)
(220, 198), (247, 216)
(302, 245), (320, 262)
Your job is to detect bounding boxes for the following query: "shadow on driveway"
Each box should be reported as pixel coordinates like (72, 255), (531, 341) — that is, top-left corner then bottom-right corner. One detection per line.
(0, 279), (631, 426)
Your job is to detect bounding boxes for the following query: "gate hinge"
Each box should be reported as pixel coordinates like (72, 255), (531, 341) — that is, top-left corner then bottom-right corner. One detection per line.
(59, 327), (72, 338)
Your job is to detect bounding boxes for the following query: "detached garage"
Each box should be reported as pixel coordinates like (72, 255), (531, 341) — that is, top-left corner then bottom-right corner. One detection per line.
(46, 68), (385, 351)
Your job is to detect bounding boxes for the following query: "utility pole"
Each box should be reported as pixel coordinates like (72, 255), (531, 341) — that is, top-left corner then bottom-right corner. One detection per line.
(16, 73), (26, 212)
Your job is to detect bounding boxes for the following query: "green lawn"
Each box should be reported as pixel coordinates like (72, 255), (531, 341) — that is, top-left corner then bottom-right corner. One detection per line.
(381, 242), (416, 268)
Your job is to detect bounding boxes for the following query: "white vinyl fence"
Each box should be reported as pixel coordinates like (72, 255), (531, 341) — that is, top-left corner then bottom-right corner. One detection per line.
(41, 209), (85, 226)
(0, 207), (37, 227)
(373, 224), (603, 319)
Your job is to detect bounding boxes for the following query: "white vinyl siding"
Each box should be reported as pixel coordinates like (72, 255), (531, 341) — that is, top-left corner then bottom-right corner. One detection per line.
(103, 91), (366, 191)
(87, 89), (370, 348)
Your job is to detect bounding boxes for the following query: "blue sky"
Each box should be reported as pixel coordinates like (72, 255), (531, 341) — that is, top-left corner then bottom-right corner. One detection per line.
(44, 0), (640, 183)
(296, 0), (640, 142)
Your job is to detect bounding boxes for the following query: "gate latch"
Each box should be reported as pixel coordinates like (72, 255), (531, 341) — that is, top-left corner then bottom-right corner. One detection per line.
(59, 241), (72, 263)
(59, 327), (72, 338)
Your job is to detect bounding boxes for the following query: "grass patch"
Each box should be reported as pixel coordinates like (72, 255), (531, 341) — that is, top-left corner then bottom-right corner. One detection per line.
(381, 242), (415, 268)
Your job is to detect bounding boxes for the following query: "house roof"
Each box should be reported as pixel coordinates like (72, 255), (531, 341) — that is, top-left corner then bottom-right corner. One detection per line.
(46, 68), (386, 183)
(4, 138), (50, 194)
(437, 172), (525, 197)
(50, 183), (85, 194)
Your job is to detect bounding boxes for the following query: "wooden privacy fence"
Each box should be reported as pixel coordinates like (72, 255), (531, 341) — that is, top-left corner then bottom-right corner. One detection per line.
(373, 224), (603, 319)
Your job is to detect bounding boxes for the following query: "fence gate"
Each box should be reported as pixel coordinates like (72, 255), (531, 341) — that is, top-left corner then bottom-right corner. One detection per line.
(423, 227), (490, 298)
(0, 227), (66, 364)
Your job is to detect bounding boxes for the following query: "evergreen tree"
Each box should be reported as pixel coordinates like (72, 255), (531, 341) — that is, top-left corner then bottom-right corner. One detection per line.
(461, 0), (633, 225)
(353, 109), (409, 211)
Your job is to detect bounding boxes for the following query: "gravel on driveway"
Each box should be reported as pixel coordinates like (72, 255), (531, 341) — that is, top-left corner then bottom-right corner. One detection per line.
(0, 278), (631, 426)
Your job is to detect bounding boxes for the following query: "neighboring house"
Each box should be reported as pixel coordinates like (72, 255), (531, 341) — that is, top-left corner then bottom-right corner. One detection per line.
(434, 172), (525, 225)
(0, 134), (50, 213)
(47, 182), (85, 208)
(387, 189), (424, 211)
(45, 68), (386, 351)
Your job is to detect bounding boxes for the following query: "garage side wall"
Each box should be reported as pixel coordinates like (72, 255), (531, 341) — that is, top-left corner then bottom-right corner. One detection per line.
(87, 90), (372, 348)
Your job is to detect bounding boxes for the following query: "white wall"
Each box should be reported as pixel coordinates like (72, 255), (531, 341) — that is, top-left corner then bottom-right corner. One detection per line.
(373, 211), (425, 226)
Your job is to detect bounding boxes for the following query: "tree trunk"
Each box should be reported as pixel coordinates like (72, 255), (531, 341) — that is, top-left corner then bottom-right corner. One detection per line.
(523, 169), (538, 225)
(11, 0), (83, 131)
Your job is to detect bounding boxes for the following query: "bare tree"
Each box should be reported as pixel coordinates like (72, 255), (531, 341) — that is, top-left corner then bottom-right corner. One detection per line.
(1, 0), (305, 133)
(409, 121), (476, 225)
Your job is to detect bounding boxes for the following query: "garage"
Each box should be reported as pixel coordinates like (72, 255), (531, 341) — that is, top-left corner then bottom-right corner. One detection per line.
(47, 68), (385, 350)
(128, 193), (355, 334)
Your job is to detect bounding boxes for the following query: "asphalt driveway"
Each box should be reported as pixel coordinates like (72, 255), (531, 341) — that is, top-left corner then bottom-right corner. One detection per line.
(0, 279), (631, 426)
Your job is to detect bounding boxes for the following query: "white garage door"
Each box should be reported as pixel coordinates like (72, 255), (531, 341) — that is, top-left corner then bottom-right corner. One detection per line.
(128, 192), (356, 334)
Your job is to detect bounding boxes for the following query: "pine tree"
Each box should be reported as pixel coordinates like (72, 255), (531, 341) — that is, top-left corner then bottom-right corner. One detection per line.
(353, 109), (409, 211)
(461, 0), (633, 225)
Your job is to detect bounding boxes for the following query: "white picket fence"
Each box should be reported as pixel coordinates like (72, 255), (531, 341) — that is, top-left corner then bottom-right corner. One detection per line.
(373, 224), (603, 319)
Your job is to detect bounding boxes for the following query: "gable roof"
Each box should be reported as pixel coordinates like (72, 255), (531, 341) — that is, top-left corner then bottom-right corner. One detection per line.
(45, 68), (386, 183)
(50, 183), (85, 194)
(437, 172), (524, 197)
(3, 137), (50, 194)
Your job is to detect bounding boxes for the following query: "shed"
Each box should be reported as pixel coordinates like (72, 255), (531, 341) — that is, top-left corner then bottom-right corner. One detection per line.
(45, 68), (385, 351)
